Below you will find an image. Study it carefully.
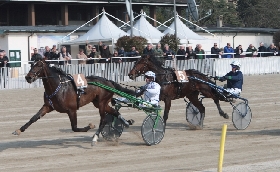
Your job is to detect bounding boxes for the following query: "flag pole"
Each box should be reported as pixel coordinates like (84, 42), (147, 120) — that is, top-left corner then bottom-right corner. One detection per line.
(130, 0), (133, 38)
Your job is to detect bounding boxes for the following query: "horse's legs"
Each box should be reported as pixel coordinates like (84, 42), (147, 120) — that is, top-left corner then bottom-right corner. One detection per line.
(67, 110), (95, 132)
(163, 98), (171, 126)
(214, 99), (229, 119)
(187, 91), (206, 128)
(12, 105), (53, 135)
(91, 100), (129, 145)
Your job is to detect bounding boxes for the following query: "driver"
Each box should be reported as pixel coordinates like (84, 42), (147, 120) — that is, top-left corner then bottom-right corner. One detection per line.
(216, 61), (243, 96)
(136, 71), (161, 106)
(116, 71), (161, 107)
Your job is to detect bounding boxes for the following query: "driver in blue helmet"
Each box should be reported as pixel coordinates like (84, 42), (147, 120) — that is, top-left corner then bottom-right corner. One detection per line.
(216, 61), (243, 96)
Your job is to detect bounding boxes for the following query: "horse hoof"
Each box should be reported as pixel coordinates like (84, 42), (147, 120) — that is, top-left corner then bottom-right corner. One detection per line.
(88, 123), (95, 129)
(224, 113), (229, 119)
(91, 141), (97, 146)
(127, 119), (135, 125)
(12, 129), (21, 135)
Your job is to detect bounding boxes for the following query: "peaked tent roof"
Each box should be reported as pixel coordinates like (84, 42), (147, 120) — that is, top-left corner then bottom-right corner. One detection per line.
(127, 14), (164, 43)
(63, 12), (128, 44)
(163, 16), (206, 41)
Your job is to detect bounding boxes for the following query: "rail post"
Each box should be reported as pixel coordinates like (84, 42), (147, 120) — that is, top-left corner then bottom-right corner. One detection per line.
(218, 124), (227, 172)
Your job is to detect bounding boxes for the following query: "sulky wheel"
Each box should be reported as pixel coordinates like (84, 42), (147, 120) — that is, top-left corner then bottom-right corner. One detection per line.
(232, 102), (252, 130)
(186, 102), (203, 128)
(101, 113), (124, 141)
(141, 114), (165, 146)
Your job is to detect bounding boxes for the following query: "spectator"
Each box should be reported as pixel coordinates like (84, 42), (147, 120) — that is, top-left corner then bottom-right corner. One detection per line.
(267, 43), (277, 56)
(30, 48), (43, 67)
(234, 45), (243, 58)
(127, 45), (140, 62)
(85, 41), (93, 56)
(0, 50), (9, 68)
(0, 51), (9, 86)
(195, 44), (205, 59)
(154, 43), (164, 57)
(194, 44), (199, 52)
(211, 43), (222, 58)
(245, 44), (257, 57)
(59, 46), (72, 65)
(87, 46), (101, 64)
(98, 42), (111, 63)
(223, 43), (234, 58)
(118, 47), (125, 57)
(185, 46), (196, 59)
(52, 45), (58, 54)
(76, 49), (87, 65)
(49, 48), (59, 65)
(163, 44), (175, 60)
(257, 42), (267, 57)
(143, 43), (155, 56)
(43, 46), (51, 59)
(112, 50), (122, 63)
(176, 45), (187, 60)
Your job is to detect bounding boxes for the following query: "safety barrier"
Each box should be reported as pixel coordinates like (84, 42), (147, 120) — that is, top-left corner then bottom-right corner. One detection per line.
(0, 57), (279, 90)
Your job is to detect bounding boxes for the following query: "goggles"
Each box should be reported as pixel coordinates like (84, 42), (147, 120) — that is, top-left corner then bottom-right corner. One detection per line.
(145, 75), (154, 79)
(231, 65), (238, 68)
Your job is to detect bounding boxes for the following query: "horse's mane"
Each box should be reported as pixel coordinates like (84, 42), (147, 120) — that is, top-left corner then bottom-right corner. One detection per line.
(50, 66), (67, 76)
(87, 75), (136, 95)
(189, 69), (215, 84)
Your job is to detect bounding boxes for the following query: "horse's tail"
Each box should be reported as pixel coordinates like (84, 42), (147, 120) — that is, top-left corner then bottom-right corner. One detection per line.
(109, 81), (136, 96)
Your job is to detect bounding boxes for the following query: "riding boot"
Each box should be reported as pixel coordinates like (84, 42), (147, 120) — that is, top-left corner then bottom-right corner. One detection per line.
(118, 115), (130, 128)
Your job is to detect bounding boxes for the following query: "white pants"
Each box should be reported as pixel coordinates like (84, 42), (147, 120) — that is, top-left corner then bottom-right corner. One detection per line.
(226, 88), (241, 96)
(116, 97), (158, 106)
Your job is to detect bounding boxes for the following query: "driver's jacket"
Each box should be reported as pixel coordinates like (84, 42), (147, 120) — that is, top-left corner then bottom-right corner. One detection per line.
(225, 70), (243, 90)
(143, 81), (161, 105)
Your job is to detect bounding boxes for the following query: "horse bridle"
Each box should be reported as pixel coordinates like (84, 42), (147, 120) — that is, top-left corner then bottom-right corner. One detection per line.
(131, 59), (149, 77)
(29, 60), (46, 79)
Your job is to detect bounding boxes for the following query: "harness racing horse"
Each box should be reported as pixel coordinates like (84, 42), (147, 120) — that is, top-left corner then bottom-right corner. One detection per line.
(128, 55), (228, 129)
(13, 59), (135, 145)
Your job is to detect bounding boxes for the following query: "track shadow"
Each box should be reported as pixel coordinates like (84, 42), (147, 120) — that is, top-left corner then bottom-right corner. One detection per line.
(0, 135), (93, 152)
(165, 122), (188, 130)
(226, 129), (280, 136)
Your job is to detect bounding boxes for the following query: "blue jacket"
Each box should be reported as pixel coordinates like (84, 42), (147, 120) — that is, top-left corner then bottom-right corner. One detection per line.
(225, 70), (243, 90)
(223, 46), (234, 58)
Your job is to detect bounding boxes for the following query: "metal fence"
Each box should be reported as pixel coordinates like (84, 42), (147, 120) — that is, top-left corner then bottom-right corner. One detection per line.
(1, 57), (280, 90)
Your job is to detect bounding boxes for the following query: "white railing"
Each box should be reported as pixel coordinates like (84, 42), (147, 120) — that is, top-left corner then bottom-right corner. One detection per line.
(0, 57), (280, 90)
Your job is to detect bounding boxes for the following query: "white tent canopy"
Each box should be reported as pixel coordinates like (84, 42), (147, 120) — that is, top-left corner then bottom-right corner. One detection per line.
(127, 13), (164, 43)
(63, 12), (128, 45)
(163, 16), (207, 43)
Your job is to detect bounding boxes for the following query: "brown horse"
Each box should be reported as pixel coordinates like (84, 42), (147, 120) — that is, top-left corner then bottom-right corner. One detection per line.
(13, 59), (135, 145)
(128, 55), (228, 129)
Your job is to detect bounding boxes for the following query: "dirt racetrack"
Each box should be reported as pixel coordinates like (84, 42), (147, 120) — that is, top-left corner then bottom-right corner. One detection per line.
(1, 74), (280, 172)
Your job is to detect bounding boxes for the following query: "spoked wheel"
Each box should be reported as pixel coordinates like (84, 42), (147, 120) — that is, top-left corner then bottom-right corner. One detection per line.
(141, 114), (165, 146)
(101, 113), (124, 141)
(186, 102), (203, 128)
(232, 102), (252, 130)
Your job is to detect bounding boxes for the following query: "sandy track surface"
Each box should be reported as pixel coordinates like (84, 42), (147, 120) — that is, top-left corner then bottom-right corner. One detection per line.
(1, 74), (280, 172)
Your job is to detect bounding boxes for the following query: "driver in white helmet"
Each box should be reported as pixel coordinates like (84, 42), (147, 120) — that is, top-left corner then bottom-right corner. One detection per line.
(216, 61), (243, 96)
(136, 71), (161, 106)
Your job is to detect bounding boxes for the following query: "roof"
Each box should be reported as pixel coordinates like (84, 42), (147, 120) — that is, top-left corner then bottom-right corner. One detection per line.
(4, 0), (189, 6)
(0, 25), (92, 33)
(62, 12), (128, 44)
(127, 14), (164, 43)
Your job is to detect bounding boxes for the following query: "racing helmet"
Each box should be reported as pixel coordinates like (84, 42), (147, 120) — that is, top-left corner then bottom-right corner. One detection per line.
(230, 60), (241, 68)
(145, 71), (156, 80)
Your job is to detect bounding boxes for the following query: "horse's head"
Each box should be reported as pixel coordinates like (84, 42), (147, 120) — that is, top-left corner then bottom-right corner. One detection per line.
(128, 55), (152, 80)
(25, 59), (47, 83)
